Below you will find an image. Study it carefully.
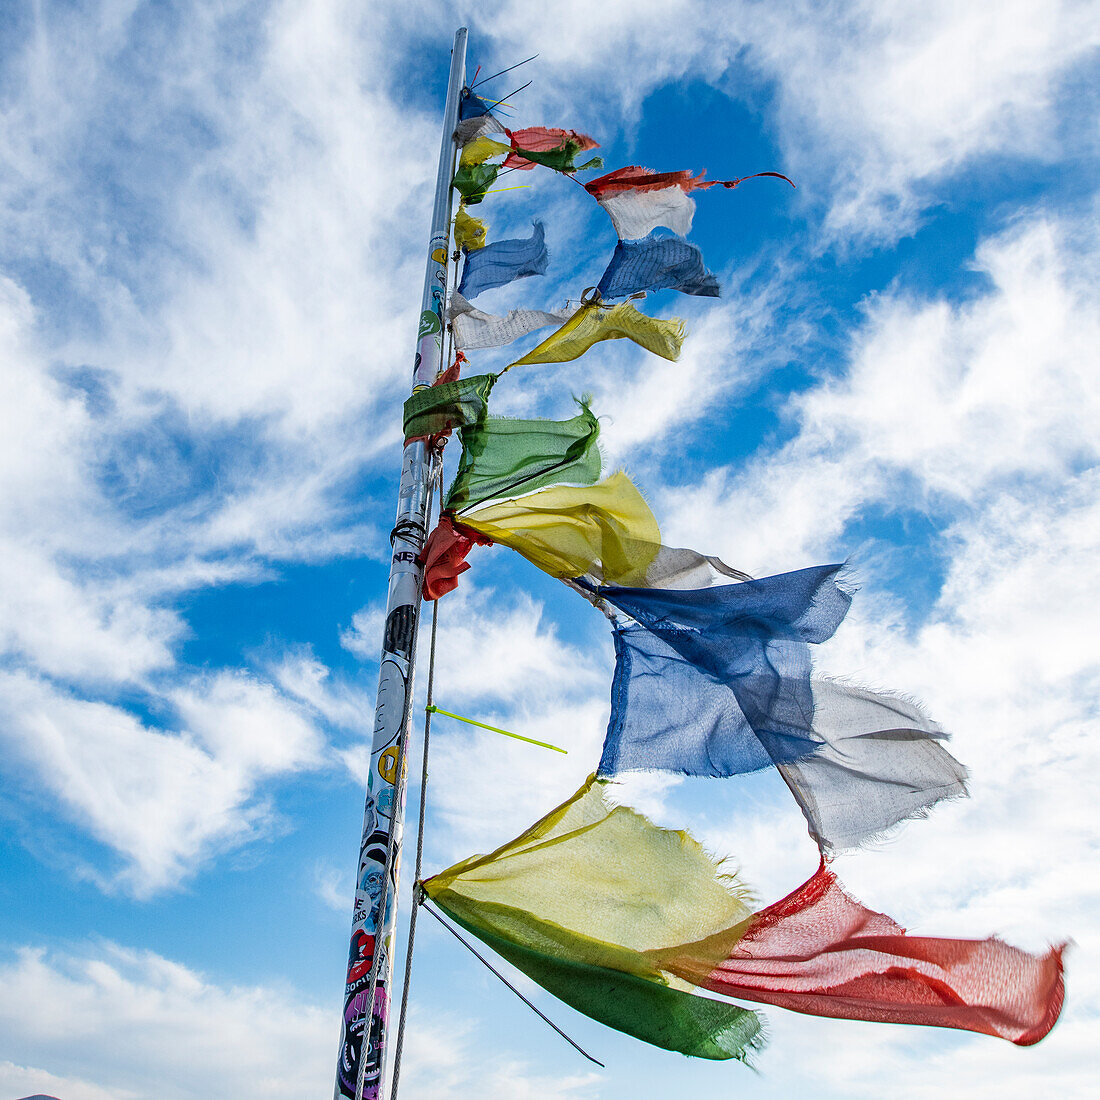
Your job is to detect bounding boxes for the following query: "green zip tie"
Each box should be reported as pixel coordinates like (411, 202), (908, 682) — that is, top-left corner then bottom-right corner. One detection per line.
(426, 705), (567, 754)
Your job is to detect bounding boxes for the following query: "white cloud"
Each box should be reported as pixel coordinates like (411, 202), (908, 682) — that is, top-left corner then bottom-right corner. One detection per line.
(658, 215), (1100, 574)
(0, 942), (332, 1100)
(0, 670), (324, 896)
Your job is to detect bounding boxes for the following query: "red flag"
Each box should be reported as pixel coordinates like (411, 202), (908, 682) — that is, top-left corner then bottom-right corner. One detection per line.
(678, 862), (1065, 1045)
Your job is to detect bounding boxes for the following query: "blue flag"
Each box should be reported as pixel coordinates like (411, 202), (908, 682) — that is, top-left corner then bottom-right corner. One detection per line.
(595, 564), (851, 777)
(458, 221), (549, 300)
(596, 230), (720, 299)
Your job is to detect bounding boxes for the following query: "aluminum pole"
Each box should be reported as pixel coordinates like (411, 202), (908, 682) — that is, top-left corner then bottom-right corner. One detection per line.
(335, 27), (467, 1100)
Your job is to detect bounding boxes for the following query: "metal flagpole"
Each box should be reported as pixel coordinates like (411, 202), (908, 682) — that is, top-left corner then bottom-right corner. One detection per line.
(334, 26), (467, 1100)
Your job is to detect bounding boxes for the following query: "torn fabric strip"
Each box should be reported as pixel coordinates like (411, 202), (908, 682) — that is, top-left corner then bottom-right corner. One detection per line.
(596, 231), (720, 299)
(460, 471), (661, 586)
(675, 861), (1065, 1046)
(508, 300), (686, 367)
(457, 220), (549, 299)
(448, 292), (571, 351)
(402, 373), (496, 440)
(586, 166), (795, 197)
(446, 398), (602, 512)
(423, 776), (765, 1061)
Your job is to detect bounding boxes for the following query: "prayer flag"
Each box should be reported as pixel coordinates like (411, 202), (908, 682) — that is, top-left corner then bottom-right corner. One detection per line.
(597, 185), (696, 241)
(449, 292), (571, 351)
(423, 776), (765, 1061)
(460, 471), (661, 586)
(453, 208), (488, 252)
(452, 162), (500, 205)
(676, 861), (1065, 1046)
(455, 114), (507, 147)
(446, 399), (602, 512)
(458, 221), (549, 299)
(402, 373), (496, 440)
(592, 569), (967, 849)
(508, 300), (686, 367)
(596, 231), (719, 299)
(503, 126), (602, 172)
(459, 136), (510, 168)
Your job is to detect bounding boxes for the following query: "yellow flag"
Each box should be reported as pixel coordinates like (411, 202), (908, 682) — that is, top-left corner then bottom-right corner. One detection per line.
(459, 136), (510, 168)
(459, 471), (662, 585)
(454, 205), (488, 251)
(425, 774), (755, 981)
(508, 301), (685, 368)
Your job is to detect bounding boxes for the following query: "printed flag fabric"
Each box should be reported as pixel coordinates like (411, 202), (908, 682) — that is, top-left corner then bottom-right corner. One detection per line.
(453, 209), (488, 252)
(446, 399), (602, 512)
(508, 301), (686, 367)
(457, 221), (549, 299)
(673, 860), (1066, 1045)
(503, 126), (602, 172)
(596, 231), (720, 299)
(423, 776), (766, 1061)
(420, 515), (492, 601)
(597, 185), (697, 241)
(459, 471), (661, 586)
(448, 292), (571, 351)
(402, 373), (496, 440)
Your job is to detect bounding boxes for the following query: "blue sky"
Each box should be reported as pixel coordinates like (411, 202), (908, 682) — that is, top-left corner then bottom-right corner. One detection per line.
(0, 2), (1098, 1097)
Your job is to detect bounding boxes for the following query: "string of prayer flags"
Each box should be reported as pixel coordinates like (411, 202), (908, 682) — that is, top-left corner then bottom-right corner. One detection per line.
(507, 300), (686, 368)
(427, 779), (1065, 1053)
(457, 220), (549, 299)
(597, 230), (720, 299)
(675, 860), (1066, 1045)
(420, 515), (493, 601)
(449, 292), (571, 351)
(504, 126), (603, 173)
(402, 373), (496, 440)
(459, 471), (661, 586)
(446, 398), (602, 512)
(453, 208), (488, 252)
(422, 776), (766, 1061)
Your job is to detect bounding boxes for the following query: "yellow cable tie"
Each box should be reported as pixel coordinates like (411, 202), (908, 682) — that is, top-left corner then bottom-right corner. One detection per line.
(426, 705), (567, 754)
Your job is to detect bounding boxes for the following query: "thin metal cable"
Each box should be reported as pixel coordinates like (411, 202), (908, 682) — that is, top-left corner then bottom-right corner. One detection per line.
(389, 586), (440, 1097)
(420, 898), (605, 1068)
